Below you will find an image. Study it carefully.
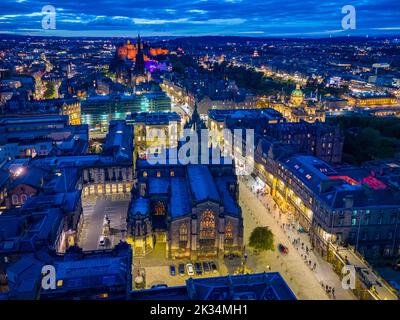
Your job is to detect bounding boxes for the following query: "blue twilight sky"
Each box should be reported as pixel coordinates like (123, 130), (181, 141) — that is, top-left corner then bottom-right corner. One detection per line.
(0, 0), (399, 37)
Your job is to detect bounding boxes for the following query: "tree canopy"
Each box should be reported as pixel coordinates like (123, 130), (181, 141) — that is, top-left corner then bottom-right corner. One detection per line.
(43, 82), (57, 99)
(328, 115), (400, 164)
(249, 226), (274, 252)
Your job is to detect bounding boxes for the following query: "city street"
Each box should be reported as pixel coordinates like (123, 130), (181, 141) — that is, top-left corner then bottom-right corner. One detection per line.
(239, 176), (355, 300)
(79, 195), (130, 250)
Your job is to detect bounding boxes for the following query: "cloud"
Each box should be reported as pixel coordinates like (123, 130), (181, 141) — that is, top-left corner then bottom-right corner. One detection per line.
(0, 0), (398, 36)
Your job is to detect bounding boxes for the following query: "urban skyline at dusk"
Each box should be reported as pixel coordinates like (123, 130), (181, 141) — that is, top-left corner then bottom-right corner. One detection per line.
(1, 0), (400, 306)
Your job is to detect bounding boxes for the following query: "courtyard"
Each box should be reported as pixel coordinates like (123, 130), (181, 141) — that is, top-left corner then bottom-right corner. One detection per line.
(78, 194), (130, 251)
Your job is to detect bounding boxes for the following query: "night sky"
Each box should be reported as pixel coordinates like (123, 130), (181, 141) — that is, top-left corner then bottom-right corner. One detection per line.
(0, 0), (399, 37)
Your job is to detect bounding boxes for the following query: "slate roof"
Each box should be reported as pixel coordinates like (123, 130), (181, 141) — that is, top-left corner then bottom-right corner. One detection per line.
(215, 177), (240, 216)
(170, 177), (191, 218)
(187, 165), (220, 203)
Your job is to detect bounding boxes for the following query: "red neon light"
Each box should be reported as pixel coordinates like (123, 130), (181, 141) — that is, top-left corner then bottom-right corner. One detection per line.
(329, 175), (387, 190)
(329, 175), (360, 185)
(362, 176), (387, 190)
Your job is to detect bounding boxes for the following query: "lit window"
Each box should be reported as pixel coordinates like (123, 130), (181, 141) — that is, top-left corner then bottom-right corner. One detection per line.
(225, 223), (233, 240)
(200, 210), (215, 239)
(179, 224), (188, 242)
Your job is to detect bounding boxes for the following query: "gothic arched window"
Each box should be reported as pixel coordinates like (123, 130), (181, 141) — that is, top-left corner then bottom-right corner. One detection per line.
(11, 194), (19, 205)
(225, 222), (233, 239)
(154, 201), (165, 215)
(200, 210), (215, 239)
(179, 224), (188, 242)
(20, 194), (28, 205)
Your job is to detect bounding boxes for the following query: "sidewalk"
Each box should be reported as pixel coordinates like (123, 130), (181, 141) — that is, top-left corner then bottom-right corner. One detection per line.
(239, 176), (355, 300)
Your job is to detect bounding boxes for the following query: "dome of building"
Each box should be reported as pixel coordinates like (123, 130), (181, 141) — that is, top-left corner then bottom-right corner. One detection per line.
(289, 84), (305, 107)
(291, 84), (304, 98)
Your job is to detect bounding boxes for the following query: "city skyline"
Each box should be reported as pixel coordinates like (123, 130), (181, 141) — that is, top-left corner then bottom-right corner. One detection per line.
(0, 0), (400, 38)
(1, 1), (400, 303)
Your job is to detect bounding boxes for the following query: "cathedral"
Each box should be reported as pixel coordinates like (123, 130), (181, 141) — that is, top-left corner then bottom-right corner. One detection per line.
(127, 158), (244, 260)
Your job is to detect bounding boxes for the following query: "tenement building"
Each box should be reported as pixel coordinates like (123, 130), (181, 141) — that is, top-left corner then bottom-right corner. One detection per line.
(253, 146), (400, 260)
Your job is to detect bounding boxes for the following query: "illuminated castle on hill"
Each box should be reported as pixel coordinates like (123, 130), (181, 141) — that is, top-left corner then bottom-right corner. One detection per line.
(110, 34), (170, 86)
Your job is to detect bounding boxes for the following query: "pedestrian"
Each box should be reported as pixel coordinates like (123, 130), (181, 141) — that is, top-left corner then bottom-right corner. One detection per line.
(332, 288), (335, 298)
(313, 262), (316, 270)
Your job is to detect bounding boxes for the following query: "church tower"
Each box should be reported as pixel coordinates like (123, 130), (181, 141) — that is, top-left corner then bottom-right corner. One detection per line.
(133, 33), (145, 75)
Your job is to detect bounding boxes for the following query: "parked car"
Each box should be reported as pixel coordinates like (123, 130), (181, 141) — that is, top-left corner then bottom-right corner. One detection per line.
(151, 283), (168, 289)
(202, 261), (211, 273)
(278, 243), (289, 254)
(98, 235), (106, 247)
(178, 264), (185, 276)
(209, 261), (218, 273)
(186, 263), (195, 276)
(169, 265), (176, 276)
(195, 262), (202, 275)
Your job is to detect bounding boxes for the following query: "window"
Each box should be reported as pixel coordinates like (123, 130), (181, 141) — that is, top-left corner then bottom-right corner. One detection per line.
(11, 194), (19, 205)
(179, 224), (188, 242)
(20, 194), (28, 204)
(200, 210), (215, 239)
(154, 201), (165, 215)
(225, 223), (233, 240)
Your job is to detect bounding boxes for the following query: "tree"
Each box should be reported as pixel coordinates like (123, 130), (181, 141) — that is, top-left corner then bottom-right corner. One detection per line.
(43, 82), (57, 99)
(249, 226), (274, 252)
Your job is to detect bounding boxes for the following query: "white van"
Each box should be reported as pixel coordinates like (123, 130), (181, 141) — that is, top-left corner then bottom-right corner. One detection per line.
(99, 235), (106, 247)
